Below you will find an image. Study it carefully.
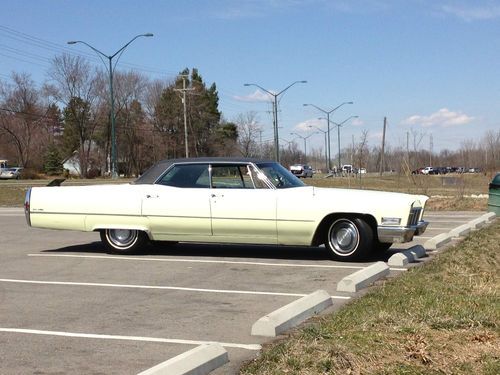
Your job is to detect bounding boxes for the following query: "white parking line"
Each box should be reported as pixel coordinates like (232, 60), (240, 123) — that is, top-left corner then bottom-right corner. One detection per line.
(28, 253), (367, 270)
(0, 328), (262, 351)
(0, 278), (351, 300)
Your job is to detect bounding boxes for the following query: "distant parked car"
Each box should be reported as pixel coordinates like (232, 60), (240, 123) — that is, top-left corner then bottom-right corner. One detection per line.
(290, 164), (314, 178)
(412, 168), (424, 175)
(0, 167), (23, 180)
(342, 164), (354, 174)
(468, 167), (481, 173)
(421, 167), (434, 175)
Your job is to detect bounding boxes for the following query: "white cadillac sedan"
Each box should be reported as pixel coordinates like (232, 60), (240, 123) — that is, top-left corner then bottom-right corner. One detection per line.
(25, 158), (428, 261)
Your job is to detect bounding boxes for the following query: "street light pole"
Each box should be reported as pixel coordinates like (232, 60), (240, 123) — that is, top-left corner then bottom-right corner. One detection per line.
(308, 125), (328, 172)
(68, 33), (153, 178)
(303, 102), (353, 171)
(290, 132), (317, 163)
(327, 116), (359, 171)
(244, 80), (307, 163)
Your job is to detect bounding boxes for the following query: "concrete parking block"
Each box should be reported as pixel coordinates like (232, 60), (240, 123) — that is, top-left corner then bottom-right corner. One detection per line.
(469, 217), (487, 230)
(388, 252), (412, 266)
(482, 212), (496, 222)
(251, 290), (332, 337)
(424, 233), (452, 250)
(409, 245), (426, 258)
(388, 245), (426, 267)
(137, 343), (228, 375)
(449, 224), (472, 238)
(336, 262), (389, 293)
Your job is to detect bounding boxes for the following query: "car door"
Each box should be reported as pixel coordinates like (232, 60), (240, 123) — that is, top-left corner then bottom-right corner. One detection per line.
(141, 163), (212, 241)
(209, 163), (277, 244)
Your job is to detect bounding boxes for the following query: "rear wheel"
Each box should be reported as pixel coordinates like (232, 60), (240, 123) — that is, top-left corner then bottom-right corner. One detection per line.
(325, 217), (373, 261)
(100, 229), (148, 254)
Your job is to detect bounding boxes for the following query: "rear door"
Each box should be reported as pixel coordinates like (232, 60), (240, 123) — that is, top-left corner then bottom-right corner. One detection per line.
(142, 163), (212, 240)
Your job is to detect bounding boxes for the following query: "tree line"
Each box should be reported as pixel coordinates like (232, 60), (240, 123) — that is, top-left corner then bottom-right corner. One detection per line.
(1, 54), (499, 178)
(0, 54), (238, 177)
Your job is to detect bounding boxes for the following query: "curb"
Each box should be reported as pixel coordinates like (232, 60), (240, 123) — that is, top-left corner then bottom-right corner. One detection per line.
(469, 217), (487, 230)
(481, 212), (496, 222)
(388, 245), (426, 266)
(336, 261), (389, 292)
(423, 232), (452, 250)
(449, 223), (472, 238)
(137, 343), (228, 375)
(251, 290), (332, 337)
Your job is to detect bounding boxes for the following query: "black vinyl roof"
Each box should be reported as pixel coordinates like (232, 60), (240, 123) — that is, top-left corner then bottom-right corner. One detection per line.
(134, 157), (274, 185)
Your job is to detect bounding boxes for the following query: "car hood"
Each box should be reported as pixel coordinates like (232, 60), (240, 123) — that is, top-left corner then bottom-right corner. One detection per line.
(312, 186), (428, 206)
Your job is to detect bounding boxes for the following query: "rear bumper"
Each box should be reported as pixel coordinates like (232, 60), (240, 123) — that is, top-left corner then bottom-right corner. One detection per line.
(377, 221), (429, 243)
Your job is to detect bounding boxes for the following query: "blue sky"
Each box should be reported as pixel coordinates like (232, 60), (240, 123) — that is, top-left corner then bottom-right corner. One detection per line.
(1, 0), (499, 153)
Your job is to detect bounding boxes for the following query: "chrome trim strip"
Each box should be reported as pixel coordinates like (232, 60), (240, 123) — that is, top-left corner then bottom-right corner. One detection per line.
(24, 187), (31, 226)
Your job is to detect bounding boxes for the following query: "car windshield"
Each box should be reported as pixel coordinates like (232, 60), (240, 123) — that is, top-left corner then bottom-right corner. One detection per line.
(256, 162), (305, 189)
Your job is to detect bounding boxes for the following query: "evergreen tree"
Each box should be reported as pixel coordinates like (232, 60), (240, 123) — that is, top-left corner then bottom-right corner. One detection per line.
(43, 143), (63, 175)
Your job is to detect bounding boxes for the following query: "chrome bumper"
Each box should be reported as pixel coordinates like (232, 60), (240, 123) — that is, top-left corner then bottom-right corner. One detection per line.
(377, 221), (429, 243)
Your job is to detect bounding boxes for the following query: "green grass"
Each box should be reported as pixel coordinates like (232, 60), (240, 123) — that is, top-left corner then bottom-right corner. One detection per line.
(240, 220), (500, 375)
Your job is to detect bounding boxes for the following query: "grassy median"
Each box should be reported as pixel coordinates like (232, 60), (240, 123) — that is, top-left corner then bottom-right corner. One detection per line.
(241, 220), (500, 375)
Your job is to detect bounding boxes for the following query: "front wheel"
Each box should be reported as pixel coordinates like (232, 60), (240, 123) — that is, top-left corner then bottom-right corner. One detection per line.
(325, 217), (373, 261)
(100, 229), (148, 254)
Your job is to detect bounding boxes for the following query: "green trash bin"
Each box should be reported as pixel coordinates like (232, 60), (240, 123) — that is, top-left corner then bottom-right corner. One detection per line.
(488, 172), (500, 216)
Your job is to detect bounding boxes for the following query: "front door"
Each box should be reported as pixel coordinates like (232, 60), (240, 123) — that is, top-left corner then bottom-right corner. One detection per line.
(209, 164), (277, 244)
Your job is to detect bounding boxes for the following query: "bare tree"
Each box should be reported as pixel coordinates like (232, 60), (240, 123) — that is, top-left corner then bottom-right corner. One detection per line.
(0, 72), (47, 168)
(235, 111), (261, 157)
(44, 54), (99, 177)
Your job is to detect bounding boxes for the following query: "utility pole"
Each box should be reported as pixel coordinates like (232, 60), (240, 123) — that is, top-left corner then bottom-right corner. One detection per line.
(379, 117), (387, 176)
(174, 75), (195, 158)
(429, 133), (433, 166)
(406, 131), (410, 172)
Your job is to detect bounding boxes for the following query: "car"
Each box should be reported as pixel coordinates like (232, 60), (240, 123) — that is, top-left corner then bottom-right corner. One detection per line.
(421, 167), (434, 175)
(0, 167), (23, 180)
(25, 158), (429, 261)
(289, 164), (314, 178)
(342, 164), (353, 174)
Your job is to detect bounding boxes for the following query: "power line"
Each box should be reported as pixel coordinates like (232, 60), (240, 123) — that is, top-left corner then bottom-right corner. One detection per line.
(0, 25), (178, 77)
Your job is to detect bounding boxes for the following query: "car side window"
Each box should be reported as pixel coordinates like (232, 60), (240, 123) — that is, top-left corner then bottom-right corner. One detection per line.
(211, 164), (256, 189)
(157, 164), (209, 188)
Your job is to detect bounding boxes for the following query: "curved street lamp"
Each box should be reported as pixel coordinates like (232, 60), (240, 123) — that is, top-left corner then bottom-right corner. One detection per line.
(244, 80), (307, 163)
(303, 102), (353, 171)
(308, 125), (328, 172)
(67, 33), (153, 178)
(290, 132), (317, 163)
(330, 116), (359, 171)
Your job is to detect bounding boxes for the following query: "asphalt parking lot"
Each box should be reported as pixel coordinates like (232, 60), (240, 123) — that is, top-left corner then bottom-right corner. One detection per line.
(0, 208), (486, 374)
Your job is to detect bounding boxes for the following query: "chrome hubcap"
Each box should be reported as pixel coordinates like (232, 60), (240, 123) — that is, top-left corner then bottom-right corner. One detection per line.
(108, 229), (137, 248)
(329, 219), (360, 255)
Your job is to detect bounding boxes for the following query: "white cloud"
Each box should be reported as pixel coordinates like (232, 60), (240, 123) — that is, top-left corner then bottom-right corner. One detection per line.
(440, 3), (500, 21)
(369, 131), (384, 142)
(294, 118), (325, 132)
(402, 108), (474, 128)
(351, 118), (364, 127)
(233, 89), (273, 102)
